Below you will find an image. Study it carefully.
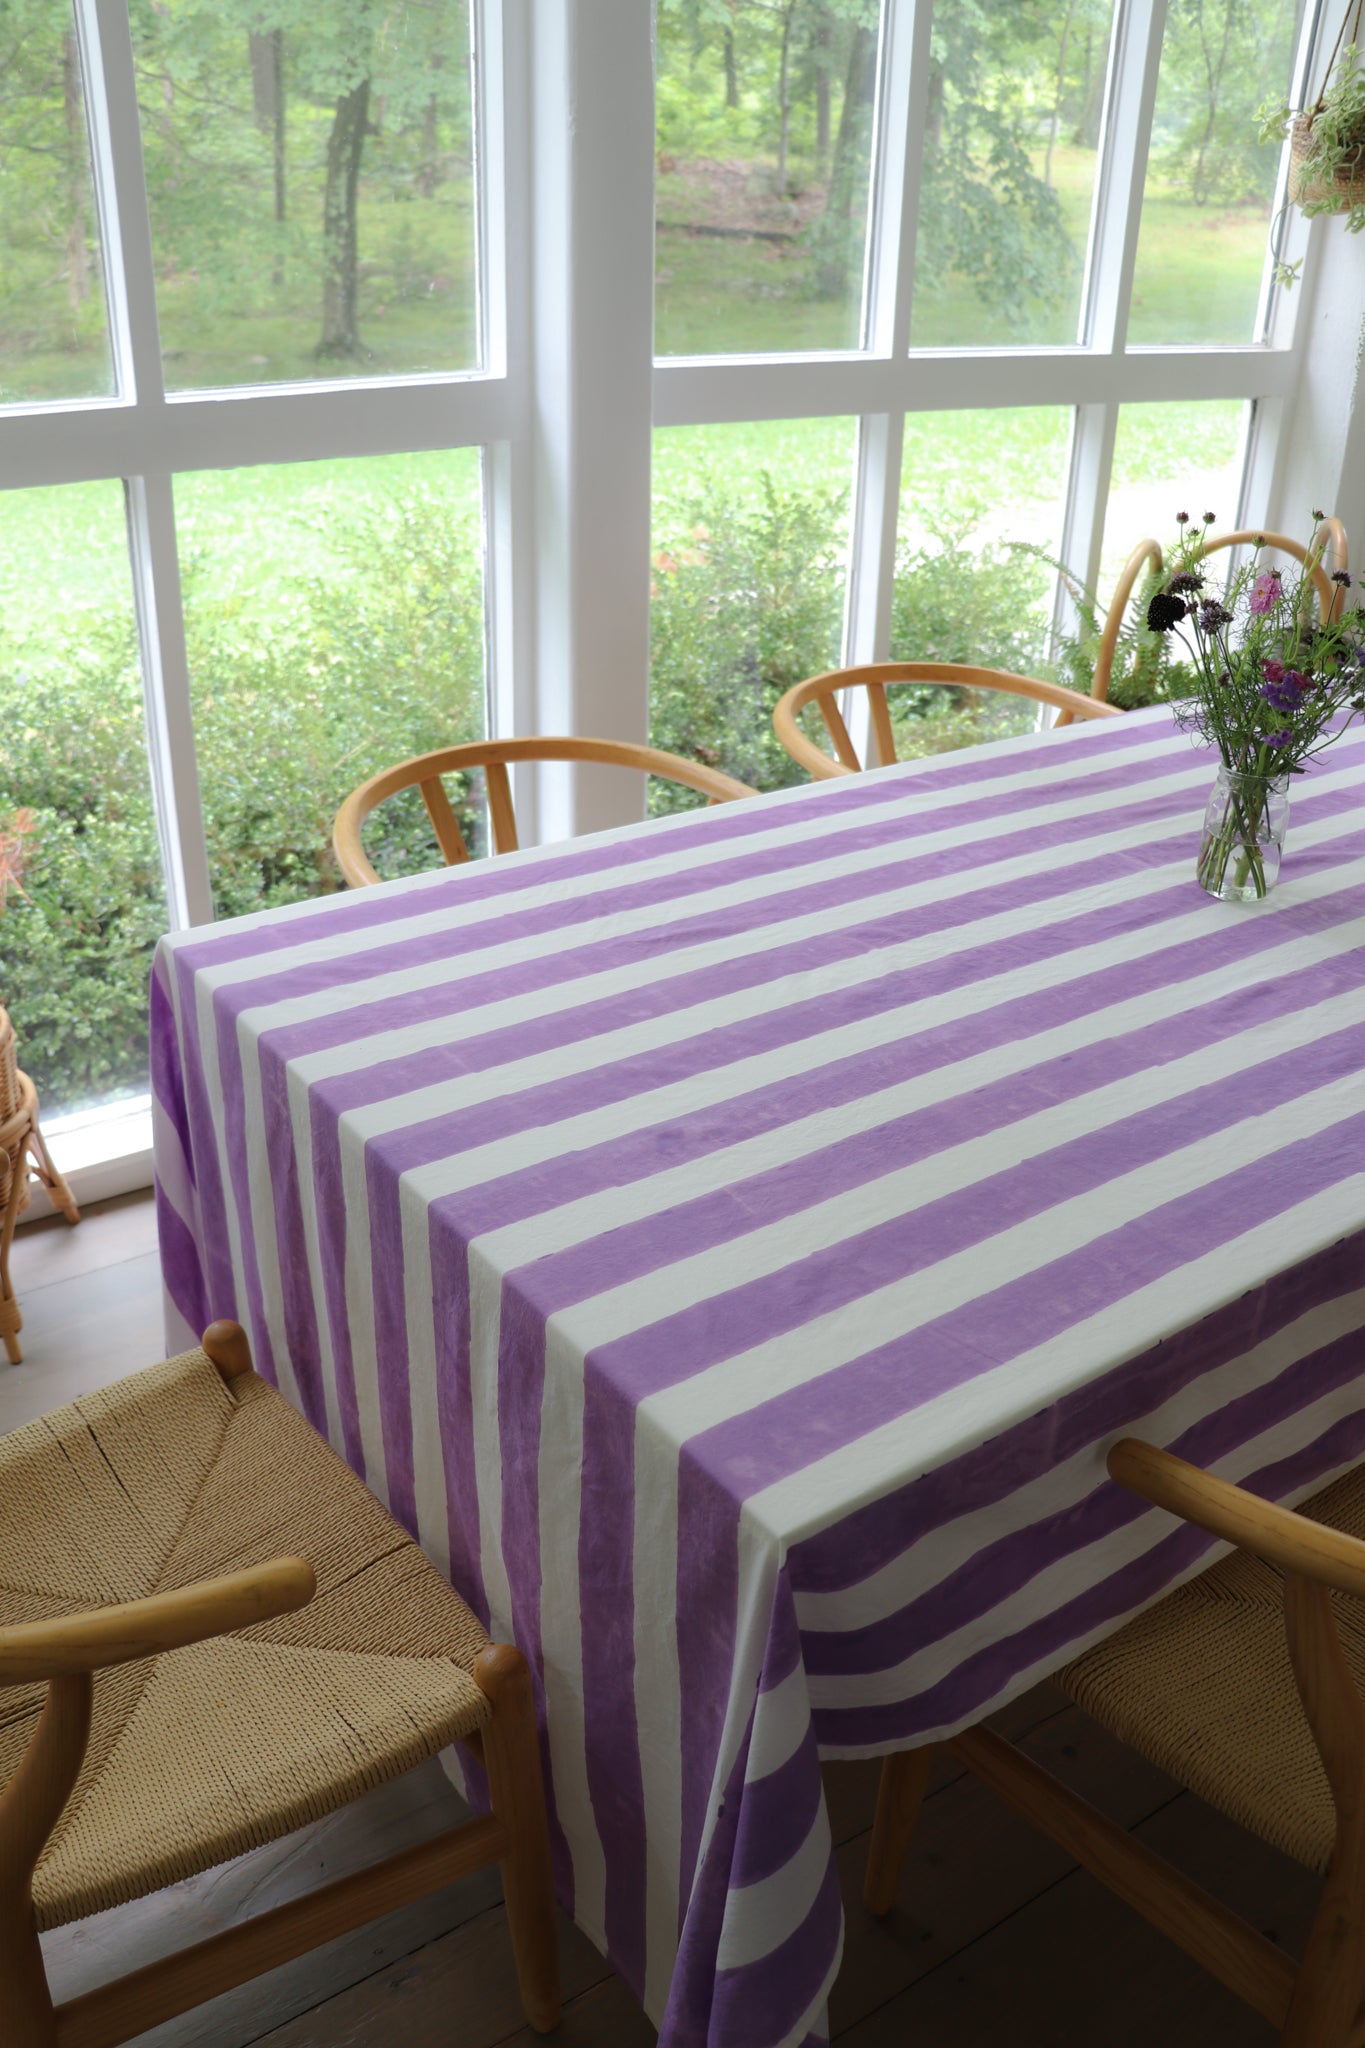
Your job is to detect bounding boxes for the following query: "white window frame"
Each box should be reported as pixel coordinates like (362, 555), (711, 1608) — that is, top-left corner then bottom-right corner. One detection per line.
(3, 0), (1355, 1204)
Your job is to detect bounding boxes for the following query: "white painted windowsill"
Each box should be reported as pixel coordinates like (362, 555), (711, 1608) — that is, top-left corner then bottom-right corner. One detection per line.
(18, 1095), (155, 1222)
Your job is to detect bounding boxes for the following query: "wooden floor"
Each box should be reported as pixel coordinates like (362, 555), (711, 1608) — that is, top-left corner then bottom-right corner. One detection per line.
(5, 1193), (1321, 2046)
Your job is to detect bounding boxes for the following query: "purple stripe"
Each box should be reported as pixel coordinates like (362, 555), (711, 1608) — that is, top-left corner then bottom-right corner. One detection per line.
(676, 1454), (742, 1925)
(730, 1727), (823, 1888)
(788, 1225), (1365, 1597)
(584, 1023), (1365, 1457)
(164, 710), (1169, 977)
(684, 1098), (1365, 1511)
(813, 1407), (1365, 1748)
(804, 1311), (1365, 1680)
(578, 1363), (648, 1990)
(707, 1858), (842, 2048)
(166, 951), (238, 1325)
(307, 1086), (365, 1474)
(295, 805), (1207, 1120)
(503, 947), (1362, 1332)
(153, 1181), (208, 1345)
(365, 1139), (417, 1534)
(148, 961), (195, 1185)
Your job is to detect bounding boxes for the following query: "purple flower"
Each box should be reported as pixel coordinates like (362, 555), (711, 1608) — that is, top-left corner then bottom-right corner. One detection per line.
(1249, 570), (1282, 614)
(1262, 657), (1287, 683)
(1169, 570), (1204, 594)
(1197, 600), (1233, 631)
(1263, 728), (1293, 749)
(1284, 668), (1313, 693)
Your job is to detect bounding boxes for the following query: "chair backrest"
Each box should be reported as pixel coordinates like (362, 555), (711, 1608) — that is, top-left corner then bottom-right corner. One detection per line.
(772, 661), (1121, 782)
(1087, 518), (1351, 715)
(333, 736), (757, 887)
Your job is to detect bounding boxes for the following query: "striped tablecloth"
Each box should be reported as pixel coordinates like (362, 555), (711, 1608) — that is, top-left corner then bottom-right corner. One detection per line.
(152, 705), (1365, 2047)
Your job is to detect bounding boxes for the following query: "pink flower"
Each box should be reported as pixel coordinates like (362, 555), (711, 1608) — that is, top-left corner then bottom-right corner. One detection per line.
(1249, 570), (1282, 614)
(1262, 658), (1286, 683)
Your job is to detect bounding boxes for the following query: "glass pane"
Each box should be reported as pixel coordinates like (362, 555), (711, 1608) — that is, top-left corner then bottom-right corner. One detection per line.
(910, 0), (1116, 348)
(650, 419), (855, 800)
(0, 1), (114, 404)
(655, 3), (884, 356)
(0, 483), (165, 1116)
(178, 451), (486, 917)
(1128, 0), (1303, 344)
(1092, 400), (1252, 706)
(888, 408), (1073, 755)
(137, 5), (477, 390)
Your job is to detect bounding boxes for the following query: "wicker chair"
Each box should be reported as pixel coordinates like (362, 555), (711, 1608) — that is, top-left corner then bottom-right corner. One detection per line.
(0, 1322), (560, 2046)
(863, 1440), (1365, 2047)
(1, 1006), (79, 1366)
(771, 662), (1120, 782)
(333, 734), (756, 887)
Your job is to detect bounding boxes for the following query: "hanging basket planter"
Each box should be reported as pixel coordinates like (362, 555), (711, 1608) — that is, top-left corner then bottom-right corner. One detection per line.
(1288, 110), (1365, 211)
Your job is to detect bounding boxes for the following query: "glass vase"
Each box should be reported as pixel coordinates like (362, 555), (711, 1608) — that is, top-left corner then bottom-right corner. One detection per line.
(1196, 766), (1290, 902)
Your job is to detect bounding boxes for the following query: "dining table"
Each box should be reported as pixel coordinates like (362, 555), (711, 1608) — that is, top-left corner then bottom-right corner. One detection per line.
(151, 702), (1365, 2048)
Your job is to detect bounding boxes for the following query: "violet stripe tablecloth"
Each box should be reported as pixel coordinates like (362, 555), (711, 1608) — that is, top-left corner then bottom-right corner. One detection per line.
(152, 705), (1365, 2047)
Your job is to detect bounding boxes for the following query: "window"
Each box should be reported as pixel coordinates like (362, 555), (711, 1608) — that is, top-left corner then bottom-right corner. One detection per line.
(0, 0), (1340, 1154)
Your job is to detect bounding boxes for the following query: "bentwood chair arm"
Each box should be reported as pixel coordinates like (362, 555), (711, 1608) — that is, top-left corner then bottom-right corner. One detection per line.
(333, 734), (758, 887)
(773, 661), (1120, 781)
(1064, 537), (1165, 726)
(0, 1559), (317, 1686)
(1108, 1439), (1365, 1600)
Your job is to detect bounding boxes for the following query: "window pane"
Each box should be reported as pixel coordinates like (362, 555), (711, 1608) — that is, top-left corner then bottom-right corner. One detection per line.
(0, 483), (165, 1116)
(910, 1), (1116, 348)
(0, 2), (114, 404)
(1100, 400), (1252, 592)
(888, 408), (1072, 755)
(654, 4), (884, 357)
(1089, 400), (1251, 707)
(650, 419), (855, 799)
(178, 451), (486, 916)
(137, 5), (477, 390)
(1128, 0), (1303, 344)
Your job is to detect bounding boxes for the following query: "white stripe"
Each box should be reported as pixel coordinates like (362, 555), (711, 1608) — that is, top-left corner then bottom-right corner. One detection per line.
(744, 1663), (814, 1785)
(208, 754), (1220, 1055)
(811, 1364), (1365, 1712)
(795, 1283), (1365, 1636)
(469, 904), (1365, 1282)
(755, 1173), (1365, 1552)
(534, 1314), (608, 1949)
(538, 982), (1365, 1397)
(715, 1797), (832, 1972)
(631, 1077), (1364, 1508)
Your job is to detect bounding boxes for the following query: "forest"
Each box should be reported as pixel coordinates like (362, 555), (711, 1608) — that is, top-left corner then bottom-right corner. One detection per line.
(0, 0), (1295, 1113)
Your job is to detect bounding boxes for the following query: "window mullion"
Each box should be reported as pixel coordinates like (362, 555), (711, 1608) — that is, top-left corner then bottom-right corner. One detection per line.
(78, 0), (167, 408)
(124, 476), (212, 930)
(1054, 403), (1119, 659)
(1082, 0), (1168, 358)
(844, 0), (930, 760)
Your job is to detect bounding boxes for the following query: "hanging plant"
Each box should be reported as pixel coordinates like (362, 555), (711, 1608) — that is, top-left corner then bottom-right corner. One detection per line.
(1260, 3), (1365, 285)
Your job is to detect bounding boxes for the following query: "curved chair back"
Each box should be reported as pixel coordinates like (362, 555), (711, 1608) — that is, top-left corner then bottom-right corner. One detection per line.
(333, 735), (756, 887)
(772, 661), (1120, 782)
(1086, 518), (1351, 718)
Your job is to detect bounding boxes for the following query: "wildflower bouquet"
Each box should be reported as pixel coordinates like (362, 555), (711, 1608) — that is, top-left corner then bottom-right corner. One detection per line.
(1144, 514), (1365, 899)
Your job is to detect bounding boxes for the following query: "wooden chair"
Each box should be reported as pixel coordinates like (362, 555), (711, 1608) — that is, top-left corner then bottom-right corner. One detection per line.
(1, 1006), (79, 1367)
(863, 1439), (1365, 2046)
(333, 735), (757, 888)
(771, 662), (1120, 782)
(1084, 517), (1352, 718)
(0, 1321), (560, 2046)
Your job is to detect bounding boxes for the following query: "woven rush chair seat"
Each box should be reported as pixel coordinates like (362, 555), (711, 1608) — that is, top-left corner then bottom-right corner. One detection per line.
(1059, 1460), (1365, 1875)
(0, 1343), (492, 1931)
